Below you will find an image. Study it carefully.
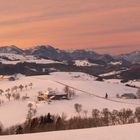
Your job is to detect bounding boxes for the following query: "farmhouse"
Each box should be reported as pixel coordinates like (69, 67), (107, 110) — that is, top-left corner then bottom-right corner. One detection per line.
(121, 93), (137, 99)
(37, 90), (69, 101)
(9, 77), (16, 81)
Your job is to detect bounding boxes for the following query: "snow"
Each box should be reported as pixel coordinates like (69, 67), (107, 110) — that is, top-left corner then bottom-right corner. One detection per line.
(74, 60), (98, 66)
(109, 61), (122, 65)
(0, 53), (25, 61)
(1, 123), (140, 140)
(99, 69), (128, 77)
(99, 71), (119, 76)
(0, 53), (61, 64)
(0, 72), (139, 128)
(126, 80), (140, 88)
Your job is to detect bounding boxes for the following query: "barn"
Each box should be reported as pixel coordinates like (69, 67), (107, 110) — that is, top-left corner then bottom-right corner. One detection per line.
(121, 93), (137, 99)
(37, 90), (69, 101)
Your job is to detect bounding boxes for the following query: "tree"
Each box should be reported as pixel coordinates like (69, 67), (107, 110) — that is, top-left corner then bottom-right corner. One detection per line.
(83, 110), (88, 118)
(92, 109), (100, 119)
(11, 86), (18, 93)
(64, 86), (70, 94)
(29, 83), (33, 89)
(0, 122), (3, 134)
(26, 103), (37, 121)
(55, 116), (62, 130)
(136, 88), (140, 99)
(15, 125), (23, 134)
(5, 88), (10, 94)
(5, 93), (11, 101)
(64, 85), (75, 99)
(0, 89), (4, 96)
(135, 107), (140, 122)
(13, 93), (20, 100)
(110, 110), (119, 125)
(118, 108), (133, 124)
(25, 85), (28, 90)
(74, 103), (82, 115)
(19, 84), (24, 91)
(46, 113), (53, 123)
(0, 99), (4, 105)
(101, 108), (111, 126)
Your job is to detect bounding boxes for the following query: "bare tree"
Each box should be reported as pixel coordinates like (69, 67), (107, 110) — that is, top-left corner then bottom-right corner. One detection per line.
(0, 89), (4, 96)
(5, 93), (11, 101)
(136, 88), (140, 99)
(19, 84), (24, 92)
(83, 110), (88, 118)
(64, 86), (75, 99)
(16, 93), (20, 100)
(11, 86), (18, 93)
(29, 83), (33, 89)
(26, 103), (37, 121)
(92, 109), (101, 126)
(101, 108), (111, 126)
(0, 99), (4, 105)
(64, 86), (70, 94)
(135, 107), (140, 122)
(25, 85), (28, 90)
(5, 88), (10, 94)
(74, 103), (82, 115)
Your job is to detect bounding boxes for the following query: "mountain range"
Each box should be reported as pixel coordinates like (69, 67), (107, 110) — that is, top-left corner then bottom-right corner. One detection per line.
(0, 45), (139, 64)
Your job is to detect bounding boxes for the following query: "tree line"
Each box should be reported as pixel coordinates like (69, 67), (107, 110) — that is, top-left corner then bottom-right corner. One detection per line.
(1, 106), (140, 135)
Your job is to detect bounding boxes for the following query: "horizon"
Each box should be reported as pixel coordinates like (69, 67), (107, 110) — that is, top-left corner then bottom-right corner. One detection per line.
(0, 44), (139, 55)
(0, 0), (140, 54)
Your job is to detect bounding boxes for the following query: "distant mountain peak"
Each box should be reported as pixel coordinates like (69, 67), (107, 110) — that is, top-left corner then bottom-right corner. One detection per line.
(34, 45), (54, 49)
(0, 45), (23, 54)
(0, 45), (139, 64)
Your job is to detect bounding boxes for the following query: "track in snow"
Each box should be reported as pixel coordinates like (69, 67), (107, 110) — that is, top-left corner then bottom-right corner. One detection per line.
(31, 76), (140, 106)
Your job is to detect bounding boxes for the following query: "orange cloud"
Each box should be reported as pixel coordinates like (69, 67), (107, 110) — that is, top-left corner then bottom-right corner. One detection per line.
(0, 0), (139, 54)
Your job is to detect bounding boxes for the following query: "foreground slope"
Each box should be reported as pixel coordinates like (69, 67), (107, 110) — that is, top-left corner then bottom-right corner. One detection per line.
(1, 123), (140, 140)
(0, 72), (139, 128)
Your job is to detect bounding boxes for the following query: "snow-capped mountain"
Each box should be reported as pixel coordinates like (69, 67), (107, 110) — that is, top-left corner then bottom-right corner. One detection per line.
(0, 45), (24, 54)
(0, 45), (139, 65)
(118, 51), (140, 64)
(0, 45), (114, 63)
(26, 45), (115, 63)
(25, 45), (71, 61)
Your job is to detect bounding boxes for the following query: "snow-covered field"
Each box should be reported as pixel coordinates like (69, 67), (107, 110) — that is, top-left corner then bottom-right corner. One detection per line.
(74, 60), (98, 66)
(0, 53), (61, 64)
(1, 123), (140, 140)
(99, 69), (128, 77)
(0, 72), (140, 128)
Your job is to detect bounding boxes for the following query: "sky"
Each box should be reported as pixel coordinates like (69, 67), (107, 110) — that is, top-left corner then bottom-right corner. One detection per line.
(0, 0), (140, 54)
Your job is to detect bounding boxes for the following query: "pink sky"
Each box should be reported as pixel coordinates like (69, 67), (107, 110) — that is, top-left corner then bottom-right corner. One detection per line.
(0, 0), (140, 54)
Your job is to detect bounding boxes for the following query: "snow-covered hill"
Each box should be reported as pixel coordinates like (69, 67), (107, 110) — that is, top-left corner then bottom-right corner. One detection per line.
(0, 53), (61, 65)
(0, 72), (139, 128)
(74, 60), (98, 66)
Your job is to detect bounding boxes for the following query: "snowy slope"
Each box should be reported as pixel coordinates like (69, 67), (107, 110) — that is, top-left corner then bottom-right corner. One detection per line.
(99, 69), (128, 77)
(0, 53), (61, 64)
(74, 60), (98, 66)
(0, 72), (139, 128)
(1, 123), (140, 140)
(109, 61), (122, 65)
